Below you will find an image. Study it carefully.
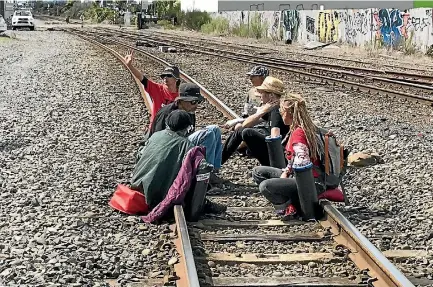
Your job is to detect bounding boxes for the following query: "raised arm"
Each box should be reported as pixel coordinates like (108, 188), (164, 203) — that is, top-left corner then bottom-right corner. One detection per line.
(124, 50), (148, 87)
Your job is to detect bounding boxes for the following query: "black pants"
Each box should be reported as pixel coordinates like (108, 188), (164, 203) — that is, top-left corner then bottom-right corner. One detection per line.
(222, 127), (270, 165)
(252, 166), (300, 211)
(252, 166), (325, 213)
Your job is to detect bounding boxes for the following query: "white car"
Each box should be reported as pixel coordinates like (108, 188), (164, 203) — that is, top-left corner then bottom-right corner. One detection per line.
(11, 10), (35, 30)
(0, 15), (7, 32)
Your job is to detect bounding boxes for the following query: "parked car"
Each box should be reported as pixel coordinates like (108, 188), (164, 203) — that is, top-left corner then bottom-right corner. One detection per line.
(11, 10), (35, 30)
(0, 15), (7, 32)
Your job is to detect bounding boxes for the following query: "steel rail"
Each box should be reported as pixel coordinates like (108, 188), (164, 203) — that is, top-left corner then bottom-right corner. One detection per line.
(78, 29), (240, 119)
(67, 28), (235, 287)
(173, 205), (200, 287)
(67, 30), (153, 113)
(121, 29), (433, 83)
(71, 29), (417, 287)
(96, 29), (433, 105)
(145, 29), (433, 74)
(321, 202), (415, 287)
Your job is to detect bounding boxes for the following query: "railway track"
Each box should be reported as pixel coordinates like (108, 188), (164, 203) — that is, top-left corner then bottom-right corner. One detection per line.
(97, 27), (433, 82)
(92, 27), (433, 106)
(66, 29), (432, 287)
(139, 29), (433, 75)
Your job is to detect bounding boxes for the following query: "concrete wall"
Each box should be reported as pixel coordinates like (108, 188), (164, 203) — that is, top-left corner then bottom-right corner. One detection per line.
(217, 1), (416, 11)
(211, 8), (433, 52)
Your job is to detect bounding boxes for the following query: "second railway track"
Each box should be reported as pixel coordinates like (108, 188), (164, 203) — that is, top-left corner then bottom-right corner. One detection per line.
(91, 27), (433, 106)
(66, 28), (432, 287)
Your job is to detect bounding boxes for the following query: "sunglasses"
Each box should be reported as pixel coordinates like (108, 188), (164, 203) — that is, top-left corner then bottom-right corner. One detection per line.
(189, 100), (202, 105)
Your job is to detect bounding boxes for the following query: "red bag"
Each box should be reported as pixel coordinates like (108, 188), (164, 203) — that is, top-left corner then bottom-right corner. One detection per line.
(109, 184), (149, 215)
(318, 188), (345, 202)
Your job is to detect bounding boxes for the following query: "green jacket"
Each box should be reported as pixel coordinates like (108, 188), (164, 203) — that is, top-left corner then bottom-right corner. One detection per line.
(131, 129), (194, 209)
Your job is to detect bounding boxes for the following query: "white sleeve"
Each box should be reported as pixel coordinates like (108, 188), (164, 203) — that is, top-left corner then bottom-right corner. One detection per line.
(292, 143), (311, 168)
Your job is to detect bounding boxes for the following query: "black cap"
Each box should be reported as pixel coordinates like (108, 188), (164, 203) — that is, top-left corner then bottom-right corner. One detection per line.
(160, 66), (180, 79)
(176, 83), (205, 102)
(166, 110), (193, 132)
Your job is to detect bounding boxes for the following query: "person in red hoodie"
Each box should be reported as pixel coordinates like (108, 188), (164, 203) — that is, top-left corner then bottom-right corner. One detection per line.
(123, 50), (180, 123)
(252, 93), (330, 219)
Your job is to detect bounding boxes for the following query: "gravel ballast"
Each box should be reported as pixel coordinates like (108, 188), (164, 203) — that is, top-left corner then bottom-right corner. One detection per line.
(0, 31), (176, 286)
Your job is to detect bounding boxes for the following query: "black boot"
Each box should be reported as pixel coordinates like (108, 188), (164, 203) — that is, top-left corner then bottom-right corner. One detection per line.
(203, 199), (227, 214)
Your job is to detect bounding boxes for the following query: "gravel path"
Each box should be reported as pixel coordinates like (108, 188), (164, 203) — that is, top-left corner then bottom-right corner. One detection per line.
(0, 31), (175, 286)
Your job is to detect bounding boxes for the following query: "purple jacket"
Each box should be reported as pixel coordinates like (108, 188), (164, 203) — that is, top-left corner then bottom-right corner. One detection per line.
(141, 146), (206, 223)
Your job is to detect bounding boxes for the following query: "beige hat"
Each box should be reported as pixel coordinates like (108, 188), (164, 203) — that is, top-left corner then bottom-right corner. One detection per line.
(255, 76), (286, 95)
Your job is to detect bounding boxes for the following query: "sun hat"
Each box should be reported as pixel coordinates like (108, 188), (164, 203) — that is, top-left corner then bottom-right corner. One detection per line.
(255, 76), (286, 95)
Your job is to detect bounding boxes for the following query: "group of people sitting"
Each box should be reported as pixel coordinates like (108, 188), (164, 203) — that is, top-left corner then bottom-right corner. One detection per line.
(109, 51), (346, 223)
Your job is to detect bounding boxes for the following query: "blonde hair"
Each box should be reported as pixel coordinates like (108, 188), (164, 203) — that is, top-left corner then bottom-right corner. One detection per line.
(281, 93), (319, 159)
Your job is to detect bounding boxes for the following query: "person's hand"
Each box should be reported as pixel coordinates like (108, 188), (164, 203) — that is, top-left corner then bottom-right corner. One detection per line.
(124, 49), (134, 67)
(255, 100), (279, 114)
(223, 118), (243, 129)
(280, 170), (288, 178)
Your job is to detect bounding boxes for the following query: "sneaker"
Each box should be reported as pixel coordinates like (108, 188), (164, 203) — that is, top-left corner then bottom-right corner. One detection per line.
(281, 204), (297, 221)
(203, 199), (227, 214)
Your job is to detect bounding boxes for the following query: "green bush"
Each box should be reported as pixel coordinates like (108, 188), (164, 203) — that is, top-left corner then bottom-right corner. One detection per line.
(201, 17), (230, 35)
(179, 10), (211, 31)
(84, 4), (115, 23)
(63, 2), (91, 18)
(249, 12), (268, 39)
(231, 23), (249, 37)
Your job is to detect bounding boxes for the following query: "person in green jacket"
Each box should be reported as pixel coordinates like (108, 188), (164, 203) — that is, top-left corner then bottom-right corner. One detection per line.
(130, 110), (226, 214)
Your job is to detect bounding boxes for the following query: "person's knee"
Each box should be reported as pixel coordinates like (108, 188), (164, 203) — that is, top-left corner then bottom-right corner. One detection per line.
(258, 180), (270, 195)
(206, 125), (220, 134)
(203, 129), (216, 143)
(234, 123), (243, 131)
(252, 166), (266, 184)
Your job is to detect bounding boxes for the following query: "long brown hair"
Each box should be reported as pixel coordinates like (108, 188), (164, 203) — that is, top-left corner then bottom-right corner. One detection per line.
(281, 93), (319, 159)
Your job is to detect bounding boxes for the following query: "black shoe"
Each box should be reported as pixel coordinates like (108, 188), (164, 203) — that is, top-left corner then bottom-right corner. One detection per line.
(203, 199), (227, 214)
(209, 173), (227, 185)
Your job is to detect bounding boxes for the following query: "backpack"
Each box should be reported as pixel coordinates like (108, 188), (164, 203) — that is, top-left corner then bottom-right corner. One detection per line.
(314, 128), (350, 199)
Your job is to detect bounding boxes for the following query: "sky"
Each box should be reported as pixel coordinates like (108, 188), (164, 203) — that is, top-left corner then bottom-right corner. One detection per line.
(180, 0), (218, 12)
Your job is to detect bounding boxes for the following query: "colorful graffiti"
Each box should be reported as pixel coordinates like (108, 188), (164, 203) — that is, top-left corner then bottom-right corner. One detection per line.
(283, 10), (300, 43)
(317, 11), (341, 43)
(373, 9), (405, 46)
(210, 8), (433, 53)
(373, 8), (433, 47)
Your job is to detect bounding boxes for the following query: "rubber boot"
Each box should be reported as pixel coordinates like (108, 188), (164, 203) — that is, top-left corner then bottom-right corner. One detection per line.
(265, 135), (286, 169)
(293, 163), (319, 221)
(184, 159), (213, 221)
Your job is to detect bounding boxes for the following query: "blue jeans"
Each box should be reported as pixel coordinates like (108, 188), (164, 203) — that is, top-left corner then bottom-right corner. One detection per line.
(188, 125), (222, 169)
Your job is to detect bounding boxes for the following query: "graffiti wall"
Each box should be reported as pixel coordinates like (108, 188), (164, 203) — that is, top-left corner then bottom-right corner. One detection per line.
(211, 10), (283, 40)
(212, 8), (433, 52)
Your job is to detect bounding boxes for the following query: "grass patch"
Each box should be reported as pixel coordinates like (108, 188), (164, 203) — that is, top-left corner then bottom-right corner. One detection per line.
(158, 19), (175, 30)
(201, 17), (230, 35)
